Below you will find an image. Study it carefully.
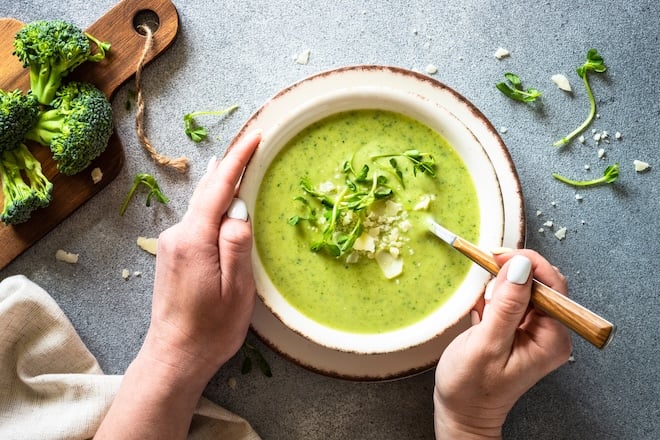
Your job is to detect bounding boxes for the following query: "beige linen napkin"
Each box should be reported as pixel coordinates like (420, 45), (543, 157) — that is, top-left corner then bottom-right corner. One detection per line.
(0, 274), (260, 440)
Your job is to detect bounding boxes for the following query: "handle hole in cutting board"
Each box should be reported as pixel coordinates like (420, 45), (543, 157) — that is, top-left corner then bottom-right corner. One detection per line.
(133, 9), (160, 35)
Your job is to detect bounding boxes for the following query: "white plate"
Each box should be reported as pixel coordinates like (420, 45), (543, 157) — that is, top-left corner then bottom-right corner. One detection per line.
(231, 65), (524, 381)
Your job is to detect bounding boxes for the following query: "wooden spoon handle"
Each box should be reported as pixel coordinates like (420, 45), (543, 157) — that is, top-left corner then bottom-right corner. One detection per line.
(453, 237), (615, 349)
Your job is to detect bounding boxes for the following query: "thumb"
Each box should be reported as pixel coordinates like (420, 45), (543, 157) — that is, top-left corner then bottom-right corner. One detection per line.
(479, 254), (533, 350)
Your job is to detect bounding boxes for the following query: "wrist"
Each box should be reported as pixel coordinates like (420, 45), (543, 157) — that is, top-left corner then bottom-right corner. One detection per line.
(434, 394), (505, 440)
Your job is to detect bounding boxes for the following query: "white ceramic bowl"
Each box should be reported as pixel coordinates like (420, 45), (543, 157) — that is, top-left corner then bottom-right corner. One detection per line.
(239, 67), (508, 355)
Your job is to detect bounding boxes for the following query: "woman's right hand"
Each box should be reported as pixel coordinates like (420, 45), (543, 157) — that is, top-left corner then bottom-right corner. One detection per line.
(433, 249), (573, 439)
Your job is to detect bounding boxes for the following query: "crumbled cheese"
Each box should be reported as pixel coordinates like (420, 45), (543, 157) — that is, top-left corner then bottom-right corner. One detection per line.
(319, 181), (335, 193)
(353, 232), (376, 252)
(499, 126), (508, 134)
(425, 64), (438, 74)
(578, 135), (585, 144)
(554, 227), (567, 240)
(413, 194), (433, 211)
(295, 49), (311, 65)
(375, 250), (403, 279)
(494, 47), (510, 59)
(538, 228), (545, 233)
(91, 167), (103, 184)
(584, 164), (590, 170)
(536, 210), (543, 217)
(551, 201), (557, 207)
(55, 249), (79, 264)
(575, 193), (583, 201)
(593, 132), (601, 142)
(122, 269), (130, 280)
(551, 74), (572, 92)
(568, 354), (575, 363)
(615, 131), (622, 140)
(227, 377), (238, 390)
(345, 252), (359, 264)
(137, 237), (158, 255)
(598, 148), (606, 159)
(133, 271), (142, 277)
(384, 200), (403, 216)
(543, 220), (554, 228)
(633, 160), (650, 172)
(399, 220), (412, 232)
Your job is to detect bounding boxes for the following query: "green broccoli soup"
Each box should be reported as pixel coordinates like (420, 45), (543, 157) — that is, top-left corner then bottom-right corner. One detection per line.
(254, 109), (479, 334)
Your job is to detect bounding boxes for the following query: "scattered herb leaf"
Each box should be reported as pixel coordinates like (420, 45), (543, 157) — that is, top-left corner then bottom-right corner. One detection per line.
(496, 72), (542, 102)
(183, 105), (238, 142)
(119, 173), (169, 215)
(552, 163), (619, 187)
(553, 49), (607, 147)
(241, 341), (272, 377)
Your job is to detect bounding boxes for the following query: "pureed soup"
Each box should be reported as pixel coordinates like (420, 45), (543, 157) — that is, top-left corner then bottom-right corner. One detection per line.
(254, 109), (479, 334)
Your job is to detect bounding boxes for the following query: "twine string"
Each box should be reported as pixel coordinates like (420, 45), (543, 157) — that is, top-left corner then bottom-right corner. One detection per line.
(134, 24), (189, 173)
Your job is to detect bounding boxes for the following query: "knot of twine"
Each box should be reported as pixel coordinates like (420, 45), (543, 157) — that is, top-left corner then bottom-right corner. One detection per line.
(135, 24), (189, 173)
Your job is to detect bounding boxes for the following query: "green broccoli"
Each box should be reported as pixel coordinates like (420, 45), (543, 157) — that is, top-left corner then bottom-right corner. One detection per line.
(13, 19), (110, 105)
(0, 144), (53, 224)
(0, 89), (39, 152)
(0, 88), (52, 225)
(25, 81), (113, 175)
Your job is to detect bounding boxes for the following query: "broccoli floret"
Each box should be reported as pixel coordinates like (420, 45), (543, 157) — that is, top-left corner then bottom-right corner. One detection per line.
(0, 143), (53, 225)
(25, 81), (113, 175)
(0, 89), (39, 152)
(13, 19), (111, 105)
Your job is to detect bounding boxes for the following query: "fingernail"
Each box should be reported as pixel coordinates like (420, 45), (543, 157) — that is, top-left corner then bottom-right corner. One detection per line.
(226, 198), (248, 221)
(506, 255), (532, 285)
(484, 279), (495, 301)
(491, 246), (514, 255)
(207, 155), (217, 172)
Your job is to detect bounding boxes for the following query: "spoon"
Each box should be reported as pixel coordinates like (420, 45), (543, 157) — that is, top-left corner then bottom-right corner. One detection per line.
(428, 219), (615, 349)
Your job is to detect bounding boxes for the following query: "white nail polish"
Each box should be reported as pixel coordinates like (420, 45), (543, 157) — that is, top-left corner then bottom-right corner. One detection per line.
(226, 198), (248, 221)
(207, 155), (217, 172)
(507, 255), (532, 285)
(484, 279), (495, 301)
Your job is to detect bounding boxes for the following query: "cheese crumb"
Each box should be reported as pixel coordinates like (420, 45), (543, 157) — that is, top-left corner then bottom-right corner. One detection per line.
(575, 193), (583, 201)
(122, 269), (130, 280)
(55, 249), (79, 264)
(499, 126), (508, 134)
(425, 64), (438, 74)
(295, 49), (311, 65)
(543, 220), (554, 228)
(633, 160), (650, 172)
(536, 210), (543, 217)
(137, 237), (158, 255)
(375, 250), (403, 279)
(551, 74), (572, 92)
(91, 167), (103, 184)
(227, 377), (238, 390)
(494, 47), (510, 59)
(554, 227), (567, 240)
(597, 148), (606, 159)
(615, 131), (622, 140)
(578, 135), (585, 144)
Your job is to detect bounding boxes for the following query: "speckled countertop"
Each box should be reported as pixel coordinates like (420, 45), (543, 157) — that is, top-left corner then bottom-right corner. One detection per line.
(2, 0), (658, 438)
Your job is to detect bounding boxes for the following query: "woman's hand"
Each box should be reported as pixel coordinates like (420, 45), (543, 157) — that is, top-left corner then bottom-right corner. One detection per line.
(95, 130), (261, 440)
(144, 129), (261, 383)
(433, 250), (573, 439)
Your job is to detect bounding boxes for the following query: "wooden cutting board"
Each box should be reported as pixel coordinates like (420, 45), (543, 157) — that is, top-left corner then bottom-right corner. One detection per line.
(0, 0), (179, 270)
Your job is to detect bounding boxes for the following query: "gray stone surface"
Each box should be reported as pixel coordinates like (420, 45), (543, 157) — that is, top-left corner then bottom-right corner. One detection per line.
(2, 0), (658, 438)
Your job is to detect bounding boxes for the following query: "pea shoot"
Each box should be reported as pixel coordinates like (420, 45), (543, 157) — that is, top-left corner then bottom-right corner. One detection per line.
(553, 49), (607, 147)
(183, 105), (238, 142)
(119, 173), (169, 215)
(496, 72), (542, 103)
(552, 163), (619, 187)
(289, 150), (436, 258)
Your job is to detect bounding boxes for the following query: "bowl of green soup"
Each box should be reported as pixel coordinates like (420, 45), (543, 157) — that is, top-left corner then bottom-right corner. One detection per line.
(237, 66), (520, 356)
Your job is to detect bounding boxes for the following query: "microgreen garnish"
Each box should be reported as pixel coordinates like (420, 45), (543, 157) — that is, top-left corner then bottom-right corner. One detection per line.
(496, 72), (542, 102)
(553, 49), (607, 147)
(552, 163), (619, 187)
(183, 105), (238, 142)
(241, 341), (272, 377)
(289, 150), (436, 258)
(119, 173), (169, 216)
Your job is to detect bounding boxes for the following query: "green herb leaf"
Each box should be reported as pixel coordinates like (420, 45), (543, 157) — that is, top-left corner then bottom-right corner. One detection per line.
(554, 49), (607, 147)
(496, 72), (542, 103)
(119, 173), (169, 216)
(552, 163), (619, 187)
(183, 105), (238, 142)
